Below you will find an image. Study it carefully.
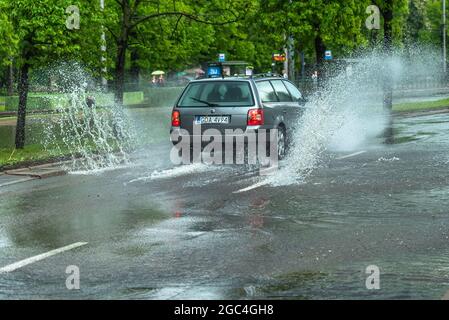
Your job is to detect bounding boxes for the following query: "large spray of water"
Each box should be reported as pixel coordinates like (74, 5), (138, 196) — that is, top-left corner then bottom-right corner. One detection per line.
(40, 62), (136, 172)
(267, 48), (443, 186)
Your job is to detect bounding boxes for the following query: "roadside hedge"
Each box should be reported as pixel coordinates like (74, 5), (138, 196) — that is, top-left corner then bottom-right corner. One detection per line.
(4, 93), (116, 111)
(5, 95), (55, 111)
(143, 87), (184, 108)
(123, 91), (145, 105)
(3, 88), (184, 111)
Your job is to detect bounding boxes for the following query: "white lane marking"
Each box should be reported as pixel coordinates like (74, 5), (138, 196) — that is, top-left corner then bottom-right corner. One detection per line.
(233, 181), (269, 194)
(336, 150), (366, 160)
(0, 177), (36, 188)
(0, 242), (88, 273)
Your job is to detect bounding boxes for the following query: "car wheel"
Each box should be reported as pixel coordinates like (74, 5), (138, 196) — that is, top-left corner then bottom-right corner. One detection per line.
(277, 126), (287, 160)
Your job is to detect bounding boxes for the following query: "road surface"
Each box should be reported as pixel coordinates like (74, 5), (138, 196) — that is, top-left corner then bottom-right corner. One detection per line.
(1, 112), (449, 299)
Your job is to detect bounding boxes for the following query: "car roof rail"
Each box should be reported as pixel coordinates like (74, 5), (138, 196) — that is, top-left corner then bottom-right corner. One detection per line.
(250, 73), (283, 79)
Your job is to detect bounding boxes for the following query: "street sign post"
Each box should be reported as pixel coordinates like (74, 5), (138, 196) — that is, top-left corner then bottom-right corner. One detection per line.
(207, 63), (223, 78)
(218, 53), (226, 63)
(272, 53), (286, 62)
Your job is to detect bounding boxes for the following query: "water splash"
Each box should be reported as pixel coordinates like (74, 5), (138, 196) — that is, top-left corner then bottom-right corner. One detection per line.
(267, 48), (443, 186)
(41, 62), (136, 172)
(127, 163), (215, 184)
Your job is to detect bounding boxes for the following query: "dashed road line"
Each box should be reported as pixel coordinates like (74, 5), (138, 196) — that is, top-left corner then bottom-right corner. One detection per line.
(336, 150), (367, 160)
(0, 242), (88, 273)
(0, 177), (36, 188)
(233, 180), (269, 194)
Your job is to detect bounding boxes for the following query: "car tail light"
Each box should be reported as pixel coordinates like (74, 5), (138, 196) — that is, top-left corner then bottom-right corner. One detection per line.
(247, 108), (264, 126)
(172, 110), (181, 127)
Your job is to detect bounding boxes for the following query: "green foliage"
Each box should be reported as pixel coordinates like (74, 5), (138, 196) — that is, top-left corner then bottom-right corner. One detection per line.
(4, 92), (143, 111)
(393, 97), (449, 112)
(5, 95), (53, 111)
(143, 87), (184, 107)
(255, 0), (372, 66)
(0, 9), (18, 66)
(0, 0), (445, 88)
(0, 0), (104, 73)
(0, 144), (61, 168)
(123, 91), (144, 105)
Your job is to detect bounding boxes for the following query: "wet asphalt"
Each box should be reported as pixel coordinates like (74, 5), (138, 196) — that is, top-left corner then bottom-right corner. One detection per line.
(1, 112), (449, 300)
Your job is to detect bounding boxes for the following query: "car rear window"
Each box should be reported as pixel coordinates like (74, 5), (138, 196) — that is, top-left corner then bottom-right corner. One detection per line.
(178, 81), (255, 107)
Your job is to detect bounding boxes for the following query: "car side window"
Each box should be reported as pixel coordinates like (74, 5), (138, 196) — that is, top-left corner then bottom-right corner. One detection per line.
(283, 81), (303, 101)
(270, 80), (293, 102)
(256, 81), (279, 103)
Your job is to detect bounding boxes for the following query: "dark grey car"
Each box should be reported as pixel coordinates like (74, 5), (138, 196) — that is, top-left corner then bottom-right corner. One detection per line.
(170, 76), (306, 159)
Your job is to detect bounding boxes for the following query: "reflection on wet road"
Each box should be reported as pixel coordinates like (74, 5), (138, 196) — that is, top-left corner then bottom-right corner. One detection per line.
(1, 112), (449, 299)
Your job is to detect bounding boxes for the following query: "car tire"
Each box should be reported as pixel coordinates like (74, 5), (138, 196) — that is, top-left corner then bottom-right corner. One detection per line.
(277, 126), (287, 160)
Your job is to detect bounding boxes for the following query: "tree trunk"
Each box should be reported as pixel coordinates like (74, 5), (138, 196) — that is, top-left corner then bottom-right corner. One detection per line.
(382, 0), (394, 144)
(15, 63), (30, 149)
(115, 42), (127, 105)
(114, 0), (131, 105)
(314, 33), (326, 88)
(130, 48), (140, 91)
(314, 34), (326, 67)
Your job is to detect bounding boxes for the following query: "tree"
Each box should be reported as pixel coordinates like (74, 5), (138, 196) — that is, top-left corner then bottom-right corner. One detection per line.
(373, 0), (408, 143)
(0, 0), (103, 149)
(258, 0), (370, 74)
(374, 0), (408, 109)
(103, 0), (251, 104)
(405, 0), (427, 45)
(0, 8), (18, 95)
(381, 0), (395, 143)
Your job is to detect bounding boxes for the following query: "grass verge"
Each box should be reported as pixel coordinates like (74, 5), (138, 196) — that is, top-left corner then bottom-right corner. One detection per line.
(393, 98), (449, 113)
(0, 96), (5, 112)
(0, 144), (70, 170)
(0, 140), (132, 171)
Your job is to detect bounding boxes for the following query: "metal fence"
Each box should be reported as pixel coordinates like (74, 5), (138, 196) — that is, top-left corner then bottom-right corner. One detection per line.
(295, 74), (449, 98)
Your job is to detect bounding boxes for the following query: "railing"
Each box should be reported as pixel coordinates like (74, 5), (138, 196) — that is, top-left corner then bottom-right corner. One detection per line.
(295, 75), (449, 97)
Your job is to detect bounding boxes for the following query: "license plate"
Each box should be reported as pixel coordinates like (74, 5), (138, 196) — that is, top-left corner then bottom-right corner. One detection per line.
(195, 115), (230, 124)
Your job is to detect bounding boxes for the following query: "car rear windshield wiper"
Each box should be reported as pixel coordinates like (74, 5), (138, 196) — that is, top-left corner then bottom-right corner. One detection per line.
(189, 97), (220, 107)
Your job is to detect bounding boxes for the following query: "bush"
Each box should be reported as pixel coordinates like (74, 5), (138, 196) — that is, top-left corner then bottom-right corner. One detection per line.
(0, 97), (5, 112)
(4, 89), (177, 111)
(143, 87), (184, 108)
(5, 95), (55, 111)
(4, 93), (116, 111)
(123, 91), (144, 105)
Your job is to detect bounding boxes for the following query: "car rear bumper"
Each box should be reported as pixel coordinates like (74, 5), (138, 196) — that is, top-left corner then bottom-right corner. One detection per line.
(169, 125), (270, 141)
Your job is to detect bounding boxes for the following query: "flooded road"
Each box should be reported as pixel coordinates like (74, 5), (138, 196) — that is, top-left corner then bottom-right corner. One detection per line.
(1, 111), (449, 299)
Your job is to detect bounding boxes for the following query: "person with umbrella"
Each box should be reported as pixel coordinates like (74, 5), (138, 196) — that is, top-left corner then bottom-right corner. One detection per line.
(151, 70), (165, 87)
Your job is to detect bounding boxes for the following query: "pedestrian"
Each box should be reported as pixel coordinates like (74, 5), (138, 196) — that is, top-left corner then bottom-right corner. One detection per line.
(86, 96), (95, 108)
(158, 74), (165, 86)
(312, 70), (319, 91)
